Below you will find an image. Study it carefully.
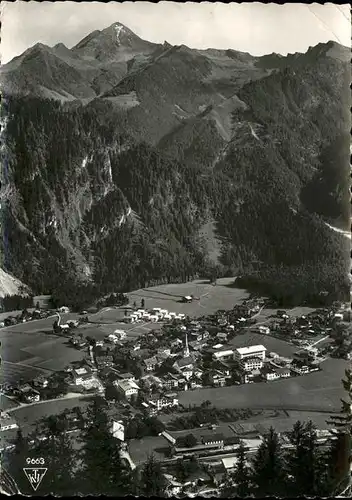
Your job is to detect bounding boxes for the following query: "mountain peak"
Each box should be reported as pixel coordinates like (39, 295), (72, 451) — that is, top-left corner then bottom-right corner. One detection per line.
(305, 40), (350, 63)
(53, 42), (68, 50)
(28, 42), (51, 53)
(72, 22), (158, 62)
(103, 22), (137, 45)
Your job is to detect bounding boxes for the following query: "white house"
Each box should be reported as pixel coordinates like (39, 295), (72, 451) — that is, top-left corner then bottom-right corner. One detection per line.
(114, 329), (126, 340)
(180, 367), (193, 380)
(212, 349), (234, 361)
(176, 313), (186, 320)
(117, 373), (136, 383)
(107, 333), (119, 344)
(258, 326), (270, 335)
(110, 420), (125, 441)
(241, 357), (264, 372)
(234, 345), (266, 362)
(0, 412), (18, 432)
(294, 365), (310, 375)
(19, 385), (40, 403)
(277, 368), (291, 378)
(72, 367), (96, 386)
(149, 393), (179, 411)
(144, 356), (158, 372)
(149, 314), (159, 323)
(265, 371), (280, 381)
(115, 379), (139, 398)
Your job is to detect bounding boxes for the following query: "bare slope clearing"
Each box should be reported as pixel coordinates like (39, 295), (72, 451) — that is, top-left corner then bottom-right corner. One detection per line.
(0, 268), (30, 297)
(198, 220), (223, 265)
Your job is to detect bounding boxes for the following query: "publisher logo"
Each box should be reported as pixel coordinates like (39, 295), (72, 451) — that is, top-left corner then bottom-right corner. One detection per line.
(23, 458), (47, 491)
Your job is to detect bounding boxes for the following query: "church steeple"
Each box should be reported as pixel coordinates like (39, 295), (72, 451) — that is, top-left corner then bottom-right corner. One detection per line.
(184, 332), (189, 358)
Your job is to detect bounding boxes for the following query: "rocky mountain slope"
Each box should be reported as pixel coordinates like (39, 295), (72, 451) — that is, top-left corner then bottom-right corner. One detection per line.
(0, 24), (350, 305)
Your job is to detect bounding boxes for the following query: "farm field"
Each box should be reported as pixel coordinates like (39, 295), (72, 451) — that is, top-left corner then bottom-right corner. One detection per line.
(1, 361), (51, 386)
(78, 317), (162, 343)
(128, 435), (167, 465)
(229, 331), (298, 358)
(4, 394), (95, 433)
(178, 358), (348, 412)
(0, 395), (20, 411)
(0, 327), (85, 384)
(254, 306), (317, 323)
(127, 278), (249, 318)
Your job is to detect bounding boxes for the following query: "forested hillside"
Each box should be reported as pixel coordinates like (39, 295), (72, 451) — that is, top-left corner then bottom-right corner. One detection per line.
(1, 25), (350, 306)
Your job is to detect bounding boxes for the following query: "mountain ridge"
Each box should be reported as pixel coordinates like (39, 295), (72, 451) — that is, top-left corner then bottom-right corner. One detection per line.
(0, 24), (350, 305)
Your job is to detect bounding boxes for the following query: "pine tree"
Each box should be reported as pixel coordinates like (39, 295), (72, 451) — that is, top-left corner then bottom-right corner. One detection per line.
(251, 426), (288, 497)
(3, 428), (30, 495)
(78, 398), (130, 495)
(138, 453), (167, 497)
(30, 414), (77, 495)
(324, 368), (352, 496)
(220, 470), (235, 498)
(175, 458), (188, 483)
(233, 440), (251, 497)
(287, 420), (322, 496)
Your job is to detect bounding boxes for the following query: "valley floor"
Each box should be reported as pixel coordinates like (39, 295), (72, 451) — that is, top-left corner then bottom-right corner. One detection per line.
(0, 278), (347, 435)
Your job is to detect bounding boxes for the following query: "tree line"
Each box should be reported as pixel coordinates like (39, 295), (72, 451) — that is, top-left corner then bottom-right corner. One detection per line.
(1, 294), (34, 312)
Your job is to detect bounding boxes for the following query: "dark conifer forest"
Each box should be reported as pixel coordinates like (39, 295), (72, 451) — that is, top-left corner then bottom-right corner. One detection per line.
(0, 28), (349, 308)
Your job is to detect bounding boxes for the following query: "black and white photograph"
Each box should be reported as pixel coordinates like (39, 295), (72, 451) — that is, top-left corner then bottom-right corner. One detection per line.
(0, 1), (351, 496)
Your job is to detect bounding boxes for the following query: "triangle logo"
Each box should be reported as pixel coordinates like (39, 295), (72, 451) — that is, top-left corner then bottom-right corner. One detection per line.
(23, 468), (47, 491)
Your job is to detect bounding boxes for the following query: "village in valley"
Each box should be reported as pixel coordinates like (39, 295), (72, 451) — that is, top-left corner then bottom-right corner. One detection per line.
(0, 277), (350, 496)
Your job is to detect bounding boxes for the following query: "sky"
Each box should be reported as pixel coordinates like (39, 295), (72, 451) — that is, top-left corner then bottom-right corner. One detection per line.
(0, 2), (351, 64)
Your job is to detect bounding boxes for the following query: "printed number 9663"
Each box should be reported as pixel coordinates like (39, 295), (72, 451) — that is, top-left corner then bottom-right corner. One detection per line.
(26, 457), (45, 465)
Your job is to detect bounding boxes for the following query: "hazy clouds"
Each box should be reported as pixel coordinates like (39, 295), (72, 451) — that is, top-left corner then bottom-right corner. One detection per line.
(1, 1), (350, 63)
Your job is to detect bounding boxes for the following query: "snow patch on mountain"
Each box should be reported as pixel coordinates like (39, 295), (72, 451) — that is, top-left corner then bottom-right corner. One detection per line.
(114, 24), (124, 44)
